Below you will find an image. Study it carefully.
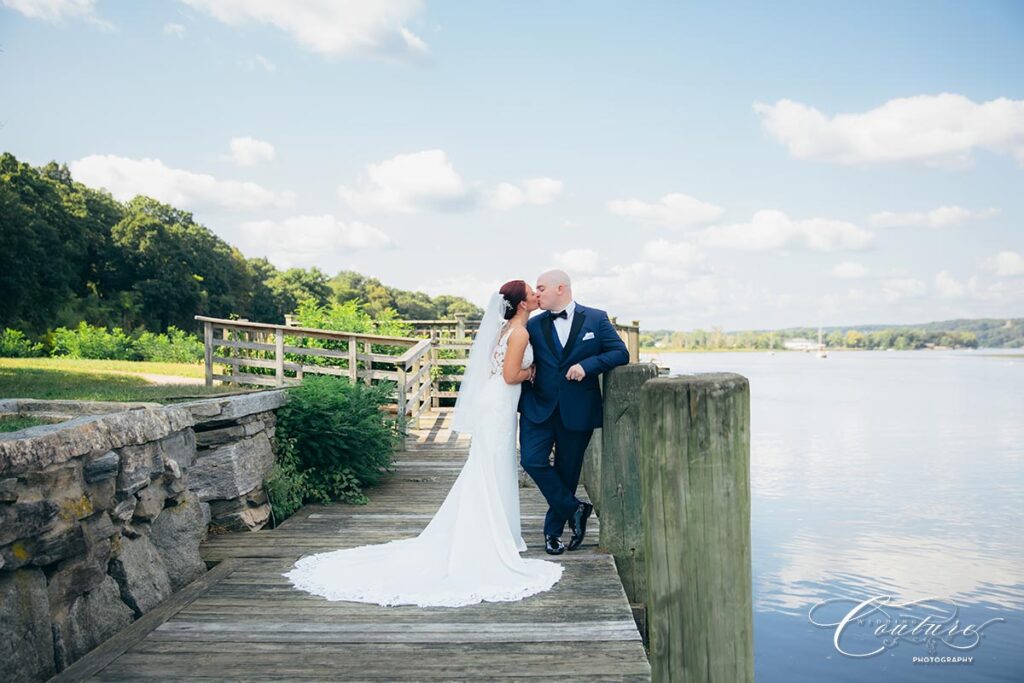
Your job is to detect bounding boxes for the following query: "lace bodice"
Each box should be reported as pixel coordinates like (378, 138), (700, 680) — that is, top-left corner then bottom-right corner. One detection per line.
(490, 325), (533, 375)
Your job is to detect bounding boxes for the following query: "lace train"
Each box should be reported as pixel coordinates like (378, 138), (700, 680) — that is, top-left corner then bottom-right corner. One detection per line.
(284, 340), (562, 607)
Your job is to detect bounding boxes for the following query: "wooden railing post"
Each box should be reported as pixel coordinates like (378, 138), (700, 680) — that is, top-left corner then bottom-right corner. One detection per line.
(430, 334), (439, 409)
(348, 335), (358, 382)
(274, 327), (285, 387)
(203, 321), (213, 387)
(396, 362), (408, 421)
(639, 373), (753, 683)
(363, 341), (373, 385)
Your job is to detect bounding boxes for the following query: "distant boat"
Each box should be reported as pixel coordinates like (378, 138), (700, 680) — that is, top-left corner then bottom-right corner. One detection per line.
(817, 326), (828, 359)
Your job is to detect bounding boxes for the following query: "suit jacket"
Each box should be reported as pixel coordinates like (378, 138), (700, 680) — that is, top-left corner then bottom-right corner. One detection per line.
(518, 302), (629, 431)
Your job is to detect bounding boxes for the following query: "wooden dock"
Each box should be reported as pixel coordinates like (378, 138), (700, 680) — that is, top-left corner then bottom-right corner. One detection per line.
(58, 411), (651, 681)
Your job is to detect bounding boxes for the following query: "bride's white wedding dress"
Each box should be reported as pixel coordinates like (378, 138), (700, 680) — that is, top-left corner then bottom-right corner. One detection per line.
(283, 321), (564, 607)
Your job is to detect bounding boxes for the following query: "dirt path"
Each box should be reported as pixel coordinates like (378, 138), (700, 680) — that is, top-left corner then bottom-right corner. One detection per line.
(105, 371), (205, 385)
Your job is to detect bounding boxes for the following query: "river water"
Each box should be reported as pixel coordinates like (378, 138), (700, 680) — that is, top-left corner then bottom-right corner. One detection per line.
(641, 348), (1023, 682)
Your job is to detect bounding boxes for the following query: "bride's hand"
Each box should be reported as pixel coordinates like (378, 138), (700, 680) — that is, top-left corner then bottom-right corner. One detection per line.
(528, 365), (536, 382)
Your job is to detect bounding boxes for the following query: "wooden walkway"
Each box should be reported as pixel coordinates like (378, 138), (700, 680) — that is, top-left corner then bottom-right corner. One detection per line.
(59, 410), (651, 681)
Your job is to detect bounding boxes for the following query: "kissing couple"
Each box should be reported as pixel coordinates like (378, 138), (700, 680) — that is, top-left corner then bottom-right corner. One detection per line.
(285, 269), (629, 607)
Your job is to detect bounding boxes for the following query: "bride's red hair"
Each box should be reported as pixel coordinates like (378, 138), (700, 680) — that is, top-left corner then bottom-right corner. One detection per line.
(499, 280), (528, 320)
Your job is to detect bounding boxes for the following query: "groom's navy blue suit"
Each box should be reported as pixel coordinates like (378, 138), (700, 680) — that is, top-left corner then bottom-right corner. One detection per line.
(518, 302), (629, 538)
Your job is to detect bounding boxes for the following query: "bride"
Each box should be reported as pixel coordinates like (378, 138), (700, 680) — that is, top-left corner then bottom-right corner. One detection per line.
(283, 280), (564, 607)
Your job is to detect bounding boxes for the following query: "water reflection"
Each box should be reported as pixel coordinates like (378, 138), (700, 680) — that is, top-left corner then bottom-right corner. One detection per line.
(644, 349), (1024, 681)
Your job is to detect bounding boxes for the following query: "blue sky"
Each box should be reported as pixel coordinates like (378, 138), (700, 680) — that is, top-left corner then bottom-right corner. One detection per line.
(2, 0), (1022, 330)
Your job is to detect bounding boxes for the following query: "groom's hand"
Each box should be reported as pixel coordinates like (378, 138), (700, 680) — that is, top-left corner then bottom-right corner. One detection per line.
(565, 364), (586, 381)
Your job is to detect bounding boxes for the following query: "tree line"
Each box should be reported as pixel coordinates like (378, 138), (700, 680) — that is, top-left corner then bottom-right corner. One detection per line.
(642, 320), (1023, 351)
(0, 152), (482, 337)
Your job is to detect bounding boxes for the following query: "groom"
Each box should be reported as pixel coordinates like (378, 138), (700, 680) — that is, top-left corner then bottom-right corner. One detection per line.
(518, 270), (629, 555)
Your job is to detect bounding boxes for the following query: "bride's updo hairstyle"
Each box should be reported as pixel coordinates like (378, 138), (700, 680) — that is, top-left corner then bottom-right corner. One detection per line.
(499, 280), (528, 320)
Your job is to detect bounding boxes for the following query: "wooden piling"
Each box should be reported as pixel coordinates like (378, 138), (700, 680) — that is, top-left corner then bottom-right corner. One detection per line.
(595, 363), (660, 609)
(639, 373), (753, 683)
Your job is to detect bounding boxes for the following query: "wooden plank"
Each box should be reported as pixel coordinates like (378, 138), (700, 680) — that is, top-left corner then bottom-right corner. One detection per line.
(432, 358), (472, 366)
(281, 343), (349, 359)
(90, 642), (651, 680)
(213, 356), (303, 373)
(150, 619), (641, 643)
(216, 337), (275, 353)
(53, 559), (240, 682)
(211, 372), (281, 387)
(194, 315), (420, 345)
(84, 439), (649, 682)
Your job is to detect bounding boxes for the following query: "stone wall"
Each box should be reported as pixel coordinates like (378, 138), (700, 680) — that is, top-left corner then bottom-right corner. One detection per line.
(0, 390), (287, 682)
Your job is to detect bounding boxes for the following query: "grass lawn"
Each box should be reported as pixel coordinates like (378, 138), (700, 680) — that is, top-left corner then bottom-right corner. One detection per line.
(0, 358), (257, 403)
(0, 415), (54, 432)
(0, 357), (208, 378)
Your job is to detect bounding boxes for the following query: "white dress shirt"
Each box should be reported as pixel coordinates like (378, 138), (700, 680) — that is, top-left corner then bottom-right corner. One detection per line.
(553, 299), (576, 348)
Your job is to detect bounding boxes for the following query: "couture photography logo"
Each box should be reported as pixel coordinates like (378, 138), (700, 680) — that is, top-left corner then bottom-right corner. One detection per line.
(807, 595), (1006, 664)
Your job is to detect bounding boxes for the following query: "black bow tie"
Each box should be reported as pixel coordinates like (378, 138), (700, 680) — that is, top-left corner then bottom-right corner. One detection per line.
(550, 309), (568, 320)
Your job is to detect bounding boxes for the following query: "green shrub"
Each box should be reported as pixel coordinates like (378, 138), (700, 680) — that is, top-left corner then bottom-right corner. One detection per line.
(135, 326), (204, 363)
(50, 322), (138, 360)
(264, 436), (308, 524)
(274, 374), (398, 508)
(0, 328), (44, 357)
(45, 322), (204, 362)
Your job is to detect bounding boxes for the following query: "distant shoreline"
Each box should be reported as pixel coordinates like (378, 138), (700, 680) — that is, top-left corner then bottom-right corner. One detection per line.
(639, 347), (1021, 354)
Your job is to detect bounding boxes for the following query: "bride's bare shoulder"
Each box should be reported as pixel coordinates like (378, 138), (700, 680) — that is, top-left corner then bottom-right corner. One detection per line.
(506, 325), (529, 341)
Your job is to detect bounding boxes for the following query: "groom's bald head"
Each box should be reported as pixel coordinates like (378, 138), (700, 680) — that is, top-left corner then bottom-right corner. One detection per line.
(536, 269), (572, 311)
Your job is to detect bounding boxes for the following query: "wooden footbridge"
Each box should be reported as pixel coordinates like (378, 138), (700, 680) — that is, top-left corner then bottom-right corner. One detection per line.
(54, 410), (652, 681)
(192, 314), (641, 431)
(54, 319), (754, 682)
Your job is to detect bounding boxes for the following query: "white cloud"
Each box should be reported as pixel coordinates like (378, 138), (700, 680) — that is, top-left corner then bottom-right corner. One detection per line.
(964, 275), (1024, 302)
(228, 136), (276, 166)
(69, 154), (295, 209)
(3, 0), (113, 28)
(339, 149), (557, 215)
(576, 263), (715, 312)
(832, 261), (868, 279)
(162, 22), (185, 37)
(487, 178), (563, 210)
(243, 54), (277, 72)
(986, 250), (1024, 277)
(415, 276), (501, 307)
(179, 0), (428, 61)
(338, 149), (474, 214)
(552, 248), (600, 275)
(607, 192), (724, 227)
(868, 205), (999, 228)
(241, 214), (393, 268)
(754, 94), (1024, 167)
(697, 210), (873, 252)
(881, 278), (927, 302)
(641, 239), (706, 270)
(934, 270), (966, 298)
(573, 262), (789, 328)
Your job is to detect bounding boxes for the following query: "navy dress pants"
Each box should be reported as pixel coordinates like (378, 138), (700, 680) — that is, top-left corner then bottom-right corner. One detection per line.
(519, 405), (594, 538)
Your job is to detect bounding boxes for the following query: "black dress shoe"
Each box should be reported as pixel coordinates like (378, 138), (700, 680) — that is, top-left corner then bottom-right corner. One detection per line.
(544, 535), (566, 555)
(567, 502), (593, 551)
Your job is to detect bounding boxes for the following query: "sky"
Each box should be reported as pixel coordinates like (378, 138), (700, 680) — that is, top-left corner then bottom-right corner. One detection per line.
(1, 0), (1022, 331)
